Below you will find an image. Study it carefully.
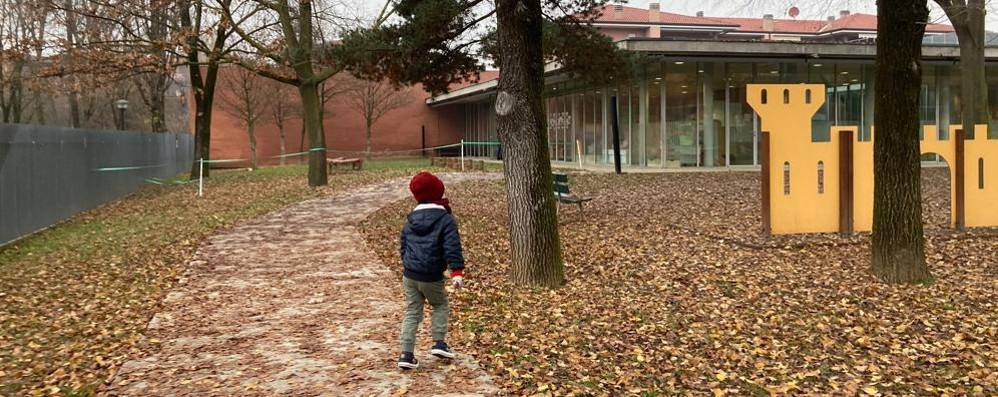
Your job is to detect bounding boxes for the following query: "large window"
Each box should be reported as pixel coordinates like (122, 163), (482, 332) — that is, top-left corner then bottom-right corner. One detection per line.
(808, 62), (834, 142)
(835, 63), (864, 135)
(665, 61), (698, 166)
(514, 57), (995, 169)
(595, 91), (606, 164)
(629, 83), (641, 166)
(647, 64), (664, 167)
(989, 64), (998, 138)
(703, 62), (726, 166)
(728, 63), (755, 166)
(613, 87), (632, 164)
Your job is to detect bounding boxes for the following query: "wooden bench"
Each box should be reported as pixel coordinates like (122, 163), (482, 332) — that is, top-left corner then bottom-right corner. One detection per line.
(553, 173), (591, 215)
(327, 157), (363, 172)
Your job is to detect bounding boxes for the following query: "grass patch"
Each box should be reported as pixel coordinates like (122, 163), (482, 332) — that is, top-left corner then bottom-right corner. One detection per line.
(0, 159), (457, 395)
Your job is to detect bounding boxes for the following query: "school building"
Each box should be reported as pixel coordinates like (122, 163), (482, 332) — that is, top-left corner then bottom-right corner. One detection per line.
(428, 4), (998, 168)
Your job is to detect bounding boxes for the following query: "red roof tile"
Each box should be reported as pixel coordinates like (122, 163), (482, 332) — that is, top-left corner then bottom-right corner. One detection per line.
(592, 6), (954, 35)
(594, 5), (736, 27)
(711, 17), (827, 34)
(450, 70), (499, 90)
(821, 13), (953, 33)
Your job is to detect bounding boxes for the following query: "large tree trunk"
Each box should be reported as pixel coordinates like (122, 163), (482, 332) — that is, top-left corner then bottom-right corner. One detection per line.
(495, 0), (564, 288)
(299, 123), (307, 158)
(871, 0), (933, 284)
(936, 0), (989, 138)
(299, 82), (328, 187)
(957, 9), (988, 136)
(187, 61), (220, 179)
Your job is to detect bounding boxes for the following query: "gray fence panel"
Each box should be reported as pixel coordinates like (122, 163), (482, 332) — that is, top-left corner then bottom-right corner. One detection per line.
(0, 124), (194, 246)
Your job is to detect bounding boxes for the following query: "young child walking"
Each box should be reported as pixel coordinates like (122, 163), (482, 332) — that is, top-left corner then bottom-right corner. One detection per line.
(397, 171), (465, 370)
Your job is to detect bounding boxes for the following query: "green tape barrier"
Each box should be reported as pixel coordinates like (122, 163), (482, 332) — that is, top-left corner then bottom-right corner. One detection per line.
(198, 158), (247, 164)
(462, 141), (501, 145)
(143, 177), (196, 186)
(275, 151), (309, 158)
(95, 164), (167, 172)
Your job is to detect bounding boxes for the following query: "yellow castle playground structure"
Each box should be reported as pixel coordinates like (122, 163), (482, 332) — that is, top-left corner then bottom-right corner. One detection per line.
(747, 84), (998, 236)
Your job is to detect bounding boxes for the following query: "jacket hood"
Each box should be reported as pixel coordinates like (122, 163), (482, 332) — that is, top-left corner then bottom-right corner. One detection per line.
(407, 205), (448, 236)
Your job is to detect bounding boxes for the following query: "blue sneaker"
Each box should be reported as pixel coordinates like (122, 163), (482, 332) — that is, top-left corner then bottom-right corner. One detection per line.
(398, 352), (419, 370)
(431, 340), (455, 359)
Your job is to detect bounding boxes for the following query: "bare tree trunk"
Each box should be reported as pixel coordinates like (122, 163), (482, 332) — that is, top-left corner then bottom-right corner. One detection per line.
(300, 81), (328, 186)
(365, 119), (372, 159)
(871, 0), (933, 284)
(5, 60), (25, 123)
(957, 14), (988, 135)
(150, 73), (168, 132)
(64, 0), (81, 128)
(182, 0), (225, 179)
(278, 123), (287, 165)
(936, 0), (989, 138)
(32, 13), (47, 125)
(248, 119), (258, 170)
(187, 61), (220, 179)
(496, 0), (564, 288)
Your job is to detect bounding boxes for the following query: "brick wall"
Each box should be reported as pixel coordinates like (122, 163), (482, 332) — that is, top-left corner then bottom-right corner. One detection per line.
(207, 68), (467, 166)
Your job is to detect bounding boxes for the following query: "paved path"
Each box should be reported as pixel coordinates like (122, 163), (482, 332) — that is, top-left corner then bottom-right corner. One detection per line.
(107, 174), (500, 396)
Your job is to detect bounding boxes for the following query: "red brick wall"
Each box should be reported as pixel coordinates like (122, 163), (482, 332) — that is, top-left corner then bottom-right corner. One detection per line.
(207, 68), (467, 166)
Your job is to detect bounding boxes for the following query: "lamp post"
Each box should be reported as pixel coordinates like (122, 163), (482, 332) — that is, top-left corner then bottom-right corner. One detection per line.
(115, 99), (129, 130)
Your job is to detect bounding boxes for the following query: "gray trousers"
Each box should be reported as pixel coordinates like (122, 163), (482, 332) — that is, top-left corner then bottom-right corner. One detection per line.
(400, 276), (448, 353)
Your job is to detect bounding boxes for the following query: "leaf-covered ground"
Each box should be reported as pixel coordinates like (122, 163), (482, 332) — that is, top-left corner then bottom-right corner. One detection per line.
(0, 160), (446, 396)
(364, 168), (998, 396)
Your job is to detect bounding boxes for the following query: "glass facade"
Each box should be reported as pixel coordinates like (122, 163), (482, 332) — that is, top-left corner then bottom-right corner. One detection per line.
(462, 59), (998, 167)
(463, 98), (499, 158)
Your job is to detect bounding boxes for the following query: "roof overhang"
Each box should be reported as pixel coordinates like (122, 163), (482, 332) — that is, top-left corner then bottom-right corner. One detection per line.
(425, 62), (564, 106)
(622, 39), (998, 62)
(427, 40), (998, 106)
(593, 21), (739, 29)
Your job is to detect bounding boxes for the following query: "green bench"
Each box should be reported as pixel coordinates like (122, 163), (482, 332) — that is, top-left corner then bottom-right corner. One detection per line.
(553, 173), (592, 214)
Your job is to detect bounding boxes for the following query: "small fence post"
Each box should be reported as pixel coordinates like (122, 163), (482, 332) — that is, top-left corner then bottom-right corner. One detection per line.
(460, 139), (465, 171)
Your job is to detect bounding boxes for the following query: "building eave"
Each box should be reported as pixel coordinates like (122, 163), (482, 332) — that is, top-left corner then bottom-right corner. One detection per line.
(427, 40), (998, 107)
(426, 63), (562, 106)
(622, 39), (998, 61)
(593, 21), (739, 29)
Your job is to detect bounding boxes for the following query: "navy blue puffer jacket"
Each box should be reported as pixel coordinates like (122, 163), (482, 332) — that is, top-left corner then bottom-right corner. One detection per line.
(400, 204), (465, 282)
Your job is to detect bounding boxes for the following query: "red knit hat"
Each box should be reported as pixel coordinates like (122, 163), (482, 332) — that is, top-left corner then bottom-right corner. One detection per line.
(409, 172), (445, 203)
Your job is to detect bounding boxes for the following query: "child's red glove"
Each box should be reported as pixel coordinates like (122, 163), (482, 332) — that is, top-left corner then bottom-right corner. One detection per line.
(451, 269), (464, 289)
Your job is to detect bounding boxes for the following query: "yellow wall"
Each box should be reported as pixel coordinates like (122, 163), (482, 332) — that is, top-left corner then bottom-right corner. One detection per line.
(748, 84), (840, 234)
(844, 128), (873, 231)
(964, 125), (998, 227)
(850, 126), (956, 231)
(750, 84), (997, 235)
